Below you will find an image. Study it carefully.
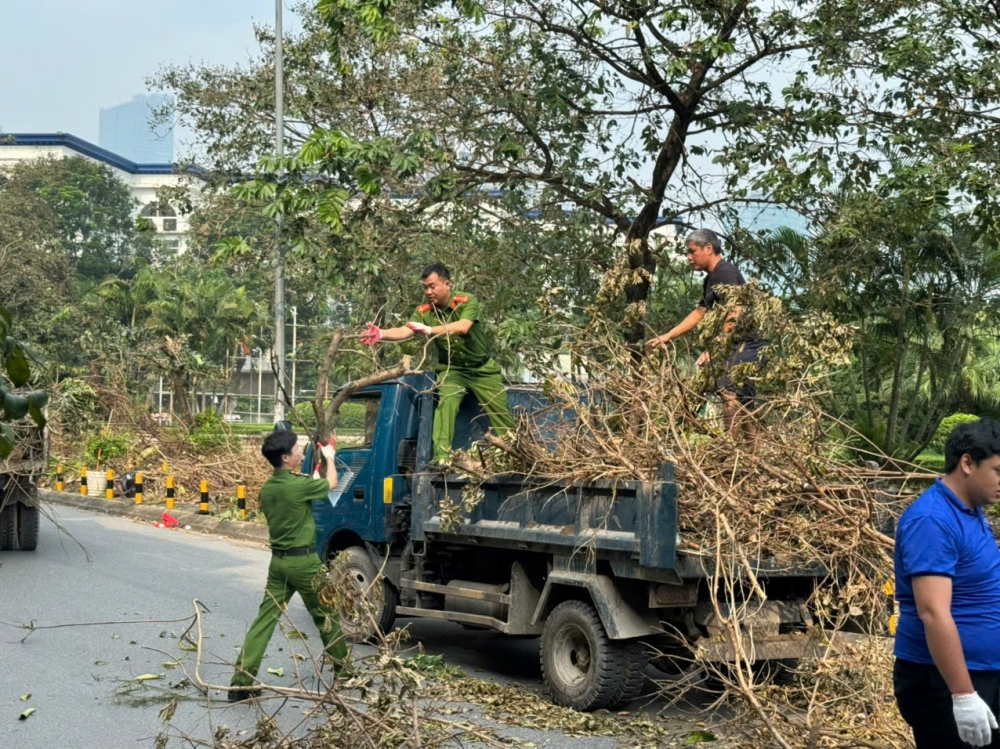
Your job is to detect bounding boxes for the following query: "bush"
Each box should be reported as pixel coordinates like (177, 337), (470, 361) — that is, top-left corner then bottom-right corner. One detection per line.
(53, 378), (103, 436)
(189, 410), (232, 453)
(291, 400), (366, 432)
(929, 413), (981, 451)
(338, 402), (367, 431)
(85, 431), (133, 467)
(293, 400), (319, 430)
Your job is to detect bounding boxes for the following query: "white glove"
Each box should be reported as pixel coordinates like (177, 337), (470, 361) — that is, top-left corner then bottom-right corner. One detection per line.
(320, 444), (336, 461)
(407, 321), (432, 335)
(953, 692), (998, 747)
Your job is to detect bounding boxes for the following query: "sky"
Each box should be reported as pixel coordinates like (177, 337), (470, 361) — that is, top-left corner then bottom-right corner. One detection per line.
(0, 0), (301, 148)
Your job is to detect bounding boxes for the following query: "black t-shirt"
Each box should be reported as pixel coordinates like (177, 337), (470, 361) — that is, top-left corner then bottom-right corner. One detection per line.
(699, 259), (761, 344)
(699, 259), (746, 310)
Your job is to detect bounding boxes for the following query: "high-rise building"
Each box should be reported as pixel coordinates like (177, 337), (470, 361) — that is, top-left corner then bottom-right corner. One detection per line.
(99, 94), (174, 164)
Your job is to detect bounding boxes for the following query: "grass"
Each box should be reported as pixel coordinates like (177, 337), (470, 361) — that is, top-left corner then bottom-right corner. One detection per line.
(226, 422), (275, 436)
(914, 451), (946, 473)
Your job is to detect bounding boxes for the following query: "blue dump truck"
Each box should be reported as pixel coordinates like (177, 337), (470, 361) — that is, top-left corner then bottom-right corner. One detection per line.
(305, 374), (823, 710)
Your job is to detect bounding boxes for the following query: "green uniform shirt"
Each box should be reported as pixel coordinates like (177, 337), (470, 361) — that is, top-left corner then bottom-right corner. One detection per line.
(409, 291), (491, 370)
(259, 469), (329, 549)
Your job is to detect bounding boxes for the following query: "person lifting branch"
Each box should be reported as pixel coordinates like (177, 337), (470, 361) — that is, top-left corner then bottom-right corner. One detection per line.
(228, 430), (348, 702)
(644, 228), (765, 432)
(360, 262), (514, 466)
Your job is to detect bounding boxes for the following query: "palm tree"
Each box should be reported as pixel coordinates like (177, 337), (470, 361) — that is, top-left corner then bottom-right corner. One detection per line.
(131, 266), (265, 425)
(747, 205), (1000, 458)
(144, 266), (265, 426)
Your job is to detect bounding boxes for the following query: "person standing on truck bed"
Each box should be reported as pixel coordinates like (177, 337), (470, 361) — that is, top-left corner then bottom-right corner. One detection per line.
(360, 262), (514, 466)
(228, 430), (348, 702)
(893, 418), (1000, 748)
(644, 227), (764, 433)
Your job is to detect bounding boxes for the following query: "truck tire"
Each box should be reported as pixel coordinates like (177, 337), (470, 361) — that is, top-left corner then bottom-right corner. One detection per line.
(17, 502), (39, 551)
(618, 639), (648, 702)
(0, 502), (15, 551)
(540, 600), (632, 711)
(335, 546), (398, 642)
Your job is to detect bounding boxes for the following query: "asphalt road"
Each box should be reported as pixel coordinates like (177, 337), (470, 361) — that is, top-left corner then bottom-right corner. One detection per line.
(0, 506), (700, 749)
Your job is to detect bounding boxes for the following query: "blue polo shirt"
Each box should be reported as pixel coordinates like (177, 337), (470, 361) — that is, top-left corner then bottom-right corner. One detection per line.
(894, 478), (1000, 670)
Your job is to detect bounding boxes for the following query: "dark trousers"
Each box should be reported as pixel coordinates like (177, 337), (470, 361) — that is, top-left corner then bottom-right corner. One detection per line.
(894, 658), (1000, 749)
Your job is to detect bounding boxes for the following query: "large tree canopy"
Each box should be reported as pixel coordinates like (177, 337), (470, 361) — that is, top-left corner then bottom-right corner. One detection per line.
(151, 0), (1000, 453)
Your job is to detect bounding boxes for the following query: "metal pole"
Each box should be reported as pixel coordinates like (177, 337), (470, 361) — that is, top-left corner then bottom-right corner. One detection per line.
(257, 345), (263, 423)
(291, 305), (297, 407)
(272, 0), (287, 423)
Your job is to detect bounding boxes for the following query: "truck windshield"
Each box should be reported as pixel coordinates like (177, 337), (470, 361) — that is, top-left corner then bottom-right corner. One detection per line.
(335, 394), (381, 449)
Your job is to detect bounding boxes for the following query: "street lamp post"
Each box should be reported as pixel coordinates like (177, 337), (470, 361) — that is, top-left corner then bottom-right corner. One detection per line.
(272, 0), (287, 423)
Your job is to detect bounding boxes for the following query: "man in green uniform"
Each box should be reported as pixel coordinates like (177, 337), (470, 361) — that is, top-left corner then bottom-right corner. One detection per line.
(228, 430), (348, 702)
(360, 263), (514, 465)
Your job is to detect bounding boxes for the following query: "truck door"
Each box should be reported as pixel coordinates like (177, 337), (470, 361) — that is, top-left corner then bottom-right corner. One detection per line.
(310, 391), (384, 552)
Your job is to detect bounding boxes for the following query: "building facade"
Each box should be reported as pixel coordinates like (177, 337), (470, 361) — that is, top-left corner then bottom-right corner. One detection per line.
(0, 133), (206, 252)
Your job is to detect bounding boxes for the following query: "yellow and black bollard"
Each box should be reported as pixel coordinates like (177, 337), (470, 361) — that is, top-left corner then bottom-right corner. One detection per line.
(199, 480), (209, 515)
(80, 467), (87, 496)
(135, 472), (143, 504)
(237, 484), (246, 519)
(56, 464), (64, 492)
(166, 475), (175, 510)
(106, 469), (114, 500)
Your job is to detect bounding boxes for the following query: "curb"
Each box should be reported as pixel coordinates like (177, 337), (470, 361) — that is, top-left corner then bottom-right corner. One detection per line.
(38, 488), (270, 546)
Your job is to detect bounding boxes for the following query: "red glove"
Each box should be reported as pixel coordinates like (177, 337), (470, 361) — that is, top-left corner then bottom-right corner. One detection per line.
(360, 322), (382, 346)
(407, 321), (432, 336)
(161, 511), (180, 528)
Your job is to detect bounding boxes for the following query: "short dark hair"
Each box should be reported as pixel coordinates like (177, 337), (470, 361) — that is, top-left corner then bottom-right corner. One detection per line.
(262, 430), (298, 468)
(944, 418), (1000, 473)
(421, 263), (451, 281)
(686, 228), (722, 255)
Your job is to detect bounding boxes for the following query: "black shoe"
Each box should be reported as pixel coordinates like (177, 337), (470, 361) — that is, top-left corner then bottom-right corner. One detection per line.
(227, 686), (261, 703)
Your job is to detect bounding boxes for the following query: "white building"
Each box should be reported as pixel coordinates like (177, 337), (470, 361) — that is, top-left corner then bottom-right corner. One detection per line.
(0, 133), (206, 252)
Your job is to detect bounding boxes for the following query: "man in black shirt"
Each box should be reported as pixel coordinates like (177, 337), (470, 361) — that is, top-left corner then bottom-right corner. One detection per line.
(645, 228), (763, 432)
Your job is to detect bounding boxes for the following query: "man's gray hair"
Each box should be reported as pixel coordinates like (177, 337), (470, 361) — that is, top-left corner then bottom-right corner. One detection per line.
(686, 228), (722, 255)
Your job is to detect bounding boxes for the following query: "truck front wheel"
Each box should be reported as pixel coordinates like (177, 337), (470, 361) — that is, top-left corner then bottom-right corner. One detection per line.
(333, 546), (398, 642)
(541, 600), (634, 711)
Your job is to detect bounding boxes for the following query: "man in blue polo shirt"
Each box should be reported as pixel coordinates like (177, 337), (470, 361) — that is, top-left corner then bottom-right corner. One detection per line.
(894, 418), (1000, 748)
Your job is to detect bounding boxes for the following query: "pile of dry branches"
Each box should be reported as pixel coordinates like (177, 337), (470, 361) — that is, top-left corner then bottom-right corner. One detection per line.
(142, 559), (518, 749)
(464, 289), (925, 748)
(47, 420), (272, 514)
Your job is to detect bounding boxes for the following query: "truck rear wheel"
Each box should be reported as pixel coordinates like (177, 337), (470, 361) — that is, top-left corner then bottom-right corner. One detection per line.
(334, 546), (398, 642)
(0, 502), (16, 551)
(17, 502), (39, 551)
(541, 600), (635, 711)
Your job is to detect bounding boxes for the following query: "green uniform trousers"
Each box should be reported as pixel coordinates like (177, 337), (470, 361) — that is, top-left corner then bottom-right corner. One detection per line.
(231, 553), (347, 687)
(432, 360), (514, 463)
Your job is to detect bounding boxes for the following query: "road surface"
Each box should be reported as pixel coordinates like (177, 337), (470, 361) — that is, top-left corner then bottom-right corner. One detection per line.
(0, 506), (703, 749)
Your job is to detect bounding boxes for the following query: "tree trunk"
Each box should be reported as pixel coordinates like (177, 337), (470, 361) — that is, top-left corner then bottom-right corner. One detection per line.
(170, 370), (194, 428)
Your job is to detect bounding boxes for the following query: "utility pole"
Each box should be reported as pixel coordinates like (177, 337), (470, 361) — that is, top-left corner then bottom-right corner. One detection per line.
(272, 0), (287, 423)
(291, 305), (298, 407)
